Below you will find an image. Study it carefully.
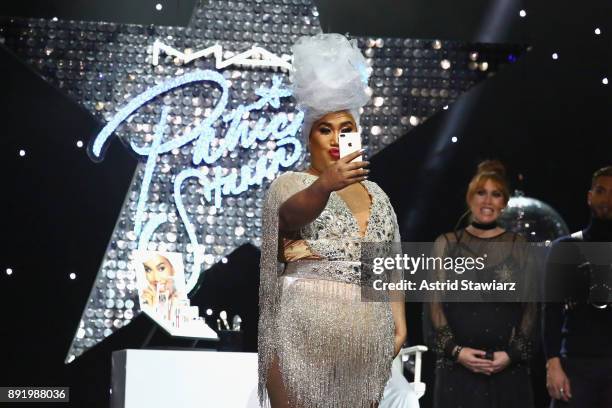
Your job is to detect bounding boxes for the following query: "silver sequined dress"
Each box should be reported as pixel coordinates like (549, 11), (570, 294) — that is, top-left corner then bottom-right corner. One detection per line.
(258, 171), (400, 408)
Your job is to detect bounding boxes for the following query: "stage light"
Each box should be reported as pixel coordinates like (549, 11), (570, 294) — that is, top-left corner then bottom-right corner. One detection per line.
(451, 136), (458, 143)
(76, 140), (84, 148)
(6, 268), (13, 276)
(69, 273), (77, 280)
(595, 28), (601, 35)
(603, 77), (609, 85)
(519, 10), (527, 18)
(155, 3), (163, 11)
(552, 53), (559, 60)
(19, 149), (26, 157)
(443, 105), (449, 110)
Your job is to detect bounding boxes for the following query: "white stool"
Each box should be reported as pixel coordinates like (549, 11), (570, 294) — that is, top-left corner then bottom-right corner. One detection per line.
(379, 345), (428, 408)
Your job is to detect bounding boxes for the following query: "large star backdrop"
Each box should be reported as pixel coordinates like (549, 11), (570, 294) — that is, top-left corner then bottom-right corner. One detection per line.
(0, 0), (526, 361)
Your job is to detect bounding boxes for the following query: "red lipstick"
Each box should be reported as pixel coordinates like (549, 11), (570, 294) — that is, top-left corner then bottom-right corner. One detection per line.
(329, 148), (340, 159)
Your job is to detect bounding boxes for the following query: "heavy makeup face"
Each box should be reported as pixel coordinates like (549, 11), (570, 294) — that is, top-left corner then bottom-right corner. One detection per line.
(588, 176), (612, 220)
(468, 179), (507, 224)
(143, 254), (175, 290)
(308, 110), (357, 173)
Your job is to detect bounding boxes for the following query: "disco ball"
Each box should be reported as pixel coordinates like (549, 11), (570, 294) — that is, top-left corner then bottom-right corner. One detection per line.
(499, 191), (569, 242)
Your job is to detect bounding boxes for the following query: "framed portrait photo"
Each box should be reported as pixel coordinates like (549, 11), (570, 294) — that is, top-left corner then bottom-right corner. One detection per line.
(132, 250), (187, 310)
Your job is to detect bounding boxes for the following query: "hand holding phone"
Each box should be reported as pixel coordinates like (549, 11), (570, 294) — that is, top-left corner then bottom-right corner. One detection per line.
(339, 132), (363, 162)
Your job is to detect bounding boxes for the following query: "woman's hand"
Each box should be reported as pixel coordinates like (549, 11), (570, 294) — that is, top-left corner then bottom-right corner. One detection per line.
(141, 287), (155, 306)
(490, 351), (511, 374)
(314, 150), (369, 193)
(457, 347), (494, 375)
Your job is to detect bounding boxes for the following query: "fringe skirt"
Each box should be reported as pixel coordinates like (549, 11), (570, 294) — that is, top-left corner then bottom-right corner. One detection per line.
(271, 260), (395, 408)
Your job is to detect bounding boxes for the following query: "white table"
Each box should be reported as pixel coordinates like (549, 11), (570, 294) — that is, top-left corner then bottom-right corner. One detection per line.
(111, 349), (260, 408)
(111, 348), (425, 408)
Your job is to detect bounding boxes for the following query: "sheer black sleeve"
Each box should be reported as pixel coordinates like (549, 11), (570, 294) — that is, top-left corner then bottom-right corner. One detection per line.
(423, 233), (458, 360)
(505, 233), (539, 364)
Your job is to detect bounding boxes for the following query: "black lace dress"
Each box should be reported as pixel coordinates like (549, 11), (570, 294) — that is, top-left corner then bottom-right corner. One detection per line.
(424, 229), (537, 408)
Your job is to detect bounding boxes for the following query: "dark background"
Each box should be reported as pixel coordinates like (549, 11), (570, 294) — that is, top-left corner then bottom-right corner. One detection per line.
(1, 0), (611, 406)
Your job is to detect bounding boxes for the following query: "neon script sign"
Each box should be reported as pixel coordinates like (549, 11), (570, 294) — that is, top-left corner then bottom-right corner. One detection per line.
(90, 70), (303, 284)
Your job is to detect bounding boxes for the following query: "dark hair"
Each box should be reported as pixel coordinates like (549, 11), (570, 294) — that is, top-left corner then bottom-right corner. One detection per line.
(465, 160), (510, 206)
(591, 166), (612, 188)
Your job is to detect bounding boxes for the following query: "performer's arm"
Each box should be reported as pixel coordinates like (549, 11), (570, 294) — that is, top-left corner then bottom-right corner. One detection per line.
(279, 150), (368, 231)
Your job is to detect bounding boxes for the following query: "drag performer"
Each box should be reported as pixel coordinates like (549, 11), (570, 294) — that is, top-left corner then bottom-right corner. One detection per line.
(543, 166), (612, 408)
(424, 160), (537, 408)
(257, 33), (407, 408)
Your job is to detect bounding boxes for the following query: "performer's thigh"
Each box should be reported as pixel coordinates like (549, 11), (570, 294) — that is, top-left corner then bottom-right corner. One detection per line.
(266, 355), (290, 408)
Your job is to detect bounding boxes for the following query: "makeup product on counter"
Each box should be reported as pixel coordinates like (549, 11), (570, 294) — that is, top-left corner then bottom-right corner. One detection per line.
(232, 315), (242, 331)
(220, 310), (230, 330)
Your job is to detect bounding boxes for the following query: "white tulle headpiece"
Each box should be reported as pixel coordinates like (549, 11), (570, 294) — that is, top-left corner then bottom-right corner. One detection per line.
(290, 33), (371, 137)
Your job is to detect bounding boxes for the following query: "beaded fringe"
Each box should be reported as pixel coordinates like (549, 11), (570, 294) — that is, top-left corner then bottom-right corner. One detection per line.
(276, 278), (394, 408)
(258, 173), (395, 408)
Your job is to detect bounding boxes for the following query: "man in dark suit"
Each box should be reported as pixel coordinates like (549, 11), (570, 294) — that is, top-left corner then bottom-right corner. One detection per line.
(543, 166), (612, 408)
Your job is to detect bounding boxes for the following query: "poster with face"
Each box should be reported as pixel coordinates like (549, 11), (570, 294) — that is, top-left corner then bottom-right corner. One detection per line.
(133, 251), (187, 310)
